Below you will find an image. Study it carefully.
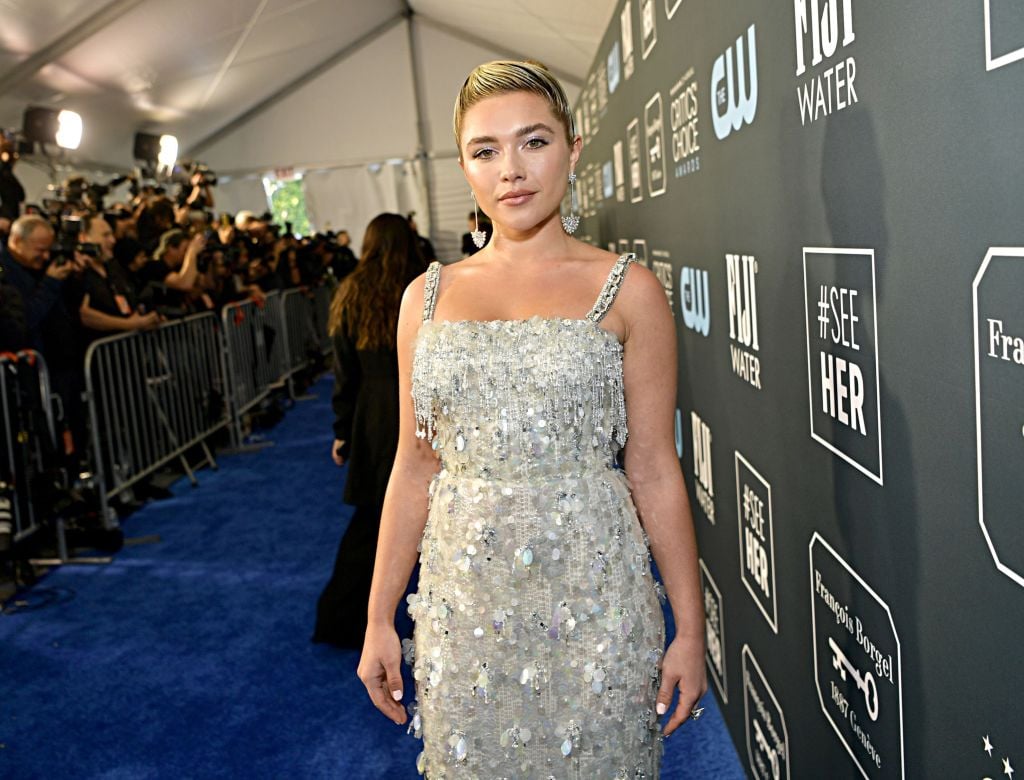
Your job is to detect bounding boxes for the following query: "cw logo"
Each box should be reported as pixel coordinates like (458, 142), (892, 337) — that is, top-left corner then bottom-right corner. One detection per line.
(711, 24), (759, 140)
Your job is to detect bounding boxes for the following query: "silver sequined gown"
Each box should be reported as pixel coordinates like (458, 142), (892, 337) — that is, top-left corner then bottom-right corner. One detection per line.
(407, 254), (666, 779)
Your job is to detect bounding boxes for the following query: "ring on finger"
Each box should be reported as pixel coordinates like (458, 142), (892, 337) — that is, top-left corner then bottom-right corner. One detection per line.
(690, 706), (704, 720)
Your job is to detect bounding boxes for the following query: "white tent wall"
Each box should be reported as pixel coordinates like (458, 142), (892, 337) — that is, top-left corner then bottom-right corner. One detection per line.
(214, 174), (269, 220)
(198, 24), (418, 175)
(302, 159), (423, 252)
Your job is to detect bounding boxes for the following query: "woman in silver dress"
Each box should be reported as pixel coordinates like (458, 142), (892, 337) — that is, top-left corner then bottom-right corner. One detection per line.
(358, 60), (706, 778)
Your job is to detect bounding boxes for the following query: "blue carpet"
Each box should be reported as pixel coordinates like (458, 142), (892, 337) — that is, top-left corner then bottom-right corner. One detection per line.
(0, 374), (745, 779)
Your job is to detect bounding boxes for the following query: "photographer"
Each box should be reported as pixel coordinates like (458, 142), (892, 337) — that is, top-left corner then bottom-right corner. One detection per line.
(136, 196), (176, 251)
(1, 215), (90, 457)
(180, 167), (215, 212)
(77, 213), (159, 340)
(0, 215), (85, 353)
(135, 228), (207, 317)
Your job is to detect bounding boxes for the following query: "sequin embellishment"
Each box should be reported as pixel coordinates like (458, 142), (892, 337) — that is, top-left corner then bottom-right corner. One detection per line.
(408, 254), (665, 778)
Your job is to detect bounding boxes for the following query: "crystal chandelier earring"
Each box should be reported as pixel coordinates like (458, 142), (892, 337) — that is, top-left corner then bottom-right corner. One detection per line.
(561, 172), (580, 235)
(471, 192), (488, 248)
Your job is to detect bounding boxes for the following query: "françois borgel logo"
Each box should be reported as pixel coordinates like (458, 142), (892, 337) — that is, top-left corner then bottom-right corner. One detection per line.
(691, 410), (715, 523)
(681, 266), (710, 337)
(700, 559), (727, 702)
(985, 0), (1024, 71)
(669, 66), (701, 179)
(803, 248), (883, 485)
(728, 253), (762, 390)
(644, 92), (667, 198)
(794, 0), (859, 126)
(743, 645), (790, 780)
(712, 24), (758, 141)
(736, 451), (777, 633)
(810, 533), (904, 779)
(973, 248), (1024, 589)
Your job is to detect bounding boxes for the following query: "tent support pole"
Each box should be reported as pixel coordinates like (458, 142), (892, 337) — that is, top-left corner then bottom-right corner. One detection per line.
(403, 5), (438, 241)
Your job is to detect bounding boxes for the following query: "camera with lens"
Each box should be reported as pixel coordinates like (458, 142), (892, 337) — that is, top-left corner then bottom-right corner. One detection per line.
(75, 242), (100, 259)
(189, 162), (217, 187)
(46, 215), (83, 266)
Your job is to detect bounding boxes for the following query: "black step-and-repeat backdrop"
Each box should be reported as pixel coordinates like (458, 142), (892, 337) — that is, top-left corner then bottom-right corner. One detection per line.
(572, 1), (1024, 777)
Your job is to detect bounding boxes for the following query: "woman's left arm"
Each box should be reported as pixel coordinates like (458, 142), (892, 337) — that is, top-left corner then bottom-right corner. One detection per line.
(617, 262), (707, 737)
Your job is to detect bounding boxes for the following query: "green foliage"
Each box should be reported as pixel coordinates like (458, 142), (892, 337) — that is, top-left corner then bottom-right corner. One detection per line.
(264, 176), (312, 236)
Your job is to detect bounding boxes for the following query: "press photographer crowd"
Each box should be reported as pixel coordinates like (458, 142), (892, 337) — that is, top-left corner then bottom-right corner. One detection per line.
(0, 135), (357, 575)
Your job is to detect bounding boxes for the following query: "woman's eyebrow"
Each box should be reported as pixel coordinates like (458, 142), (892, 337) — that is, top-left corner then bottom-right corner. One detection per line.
(466, 123), (556, 146)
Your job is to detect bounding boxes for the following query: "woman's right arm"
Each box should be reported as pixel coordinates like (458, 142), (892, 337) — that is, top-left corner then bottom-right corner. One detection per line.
(357, 272), (438, 725)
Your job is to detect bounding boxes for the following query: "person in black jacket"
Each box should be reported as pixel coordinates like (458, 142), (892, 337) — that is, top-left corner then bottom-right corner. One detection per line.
(313, 213), (426, 648)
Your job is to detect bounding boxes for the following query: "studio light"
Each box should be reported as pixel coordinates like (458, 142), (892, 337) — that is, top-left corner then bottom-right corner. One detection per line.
(133, 131), (178, 175)
(55, 110), (82, 149)
(157, 134), (178, 170)
(22, 106), (84, 151)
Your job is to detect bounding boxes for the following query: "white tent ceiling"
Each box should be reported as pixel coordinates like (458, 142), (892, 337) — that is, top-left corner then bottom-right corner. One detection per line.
(0, 0), (617, 171)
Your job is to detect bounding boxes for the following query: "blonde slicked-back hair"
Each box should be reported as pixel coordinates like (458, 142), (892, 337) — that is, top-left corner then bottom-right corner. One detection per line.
(454, 60), (576, 155)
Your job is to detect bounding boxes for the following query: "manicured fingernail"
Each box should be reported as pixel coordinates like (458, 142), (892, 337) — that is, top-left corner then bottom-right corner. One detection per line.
(392, 690), (403, 701)
(656, 702), (667, 715)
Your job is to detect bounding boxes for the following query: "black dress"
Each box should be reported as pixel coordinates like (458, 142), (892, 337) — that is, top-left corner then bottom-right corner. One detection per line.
(313, 324), (399, 648)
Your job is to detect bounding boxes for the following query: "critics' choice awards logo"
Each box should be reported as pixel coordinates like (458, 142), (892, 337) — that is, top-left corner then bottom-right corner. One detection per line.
(670, 67), (701, 178)
(691, 410), (715, 524)
(700, 559), (727, 702)
(985, 0), (1024, 70)
(736, 452), (778, 633)
(810, 533), (904, 778)
(794, 0), (859, 126)
(727, 253), (762, 389)
(803, 248), (883, 485)
(681, 266), (711, 337)
(627, 118), (643, 203)
(644, 93), (668, 198)
(973, 248), (1024, 589)
(621, 1), (636, 80)
(742, 645), (790, 780)
(712, 24), (758, 141)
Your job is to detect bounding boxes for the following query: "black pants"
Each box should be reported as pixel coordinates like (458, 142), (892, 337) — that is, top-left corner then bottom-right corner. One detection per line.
(313, 502), (381, 649)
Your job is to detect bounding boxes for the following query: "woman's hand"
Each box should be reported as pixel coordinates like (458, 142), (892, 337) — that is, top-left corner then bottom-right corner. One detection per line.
(357, 623), (407, 726)
(331, 439), (346, 466)
(656, 633), (708, 737)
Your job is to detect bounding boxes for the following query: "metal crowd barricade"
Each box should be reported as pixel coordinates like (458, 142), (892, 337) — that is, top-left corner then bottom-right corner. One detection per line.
(1, 350), (56, 548)
(220, 291), (286, 447)
(311, 281), (335, 355)
(281, 288), (317, 380)
(85, 312), (227, 521)
(220, 285), (335, 447)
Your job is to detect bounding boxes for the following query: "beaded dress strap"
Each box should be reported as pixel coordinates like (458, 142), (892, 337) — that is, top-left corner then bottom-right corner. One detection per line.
(587, 253), (637, 324)
(422, 261), (442, 323)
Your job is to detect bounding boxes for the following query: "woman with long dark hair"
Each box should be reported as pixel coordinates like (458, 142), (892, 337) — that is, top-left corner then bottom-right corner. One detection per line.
(313, 213), (425, 648)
